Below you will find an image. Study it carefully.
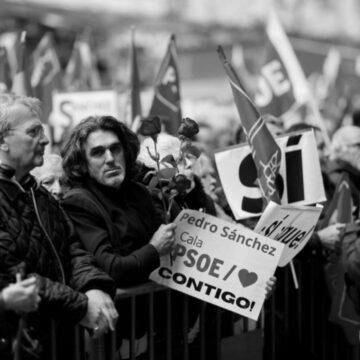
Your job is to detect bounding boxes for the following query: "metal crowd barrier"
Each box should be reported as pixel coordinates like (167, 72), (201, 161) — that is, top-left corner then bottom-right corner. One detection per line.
(49, 282), (263, 360)
(47, 256), (360, 360)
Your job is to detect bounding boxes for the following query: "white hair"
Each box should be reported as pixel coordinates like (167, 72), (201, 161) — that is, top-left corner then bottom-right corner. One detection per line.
(0, 93), (42, 142)
(31, 153), (62, 179)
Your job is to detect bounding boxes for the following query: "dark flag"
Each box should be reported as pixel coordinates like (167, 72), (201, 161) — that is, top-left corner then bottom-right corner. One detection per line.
(148, 35), (181, 135)
(11, 31), (32, 96)
(217, 45), (281, 204)
(0, 46), (11, 93)
(31, 33), (63, 122)
(63, 31), (101, 91)
(321, 173), (360, 344)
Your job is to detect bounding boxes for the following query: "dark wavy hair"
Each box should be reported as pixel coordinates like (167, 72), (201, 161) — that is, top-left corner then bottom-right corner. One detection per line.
(62, 116), (139, 186)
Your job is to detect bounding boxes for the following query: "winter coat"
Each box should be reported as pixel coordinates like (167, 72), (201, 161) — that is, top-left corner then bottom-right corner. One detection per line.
(61, 179), (161, 288)
(62, 179), (162, 341)
(0, 174), (115, 360)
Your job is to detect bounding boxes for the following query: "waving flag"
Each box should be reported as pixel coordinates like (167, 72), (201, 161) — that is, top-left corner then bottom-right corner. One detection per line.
(127, 27), (142, 130)
(254, 10), (309, 118)
(148, 35), (181, 135)
(255, 9), (330, 146)
(217, 45), (281, 204)
(0, 46), (11, 93)
(64, 31), (101, 91)
(31, 33), (62, 122)
(11, 31), (32, 96)
(321, 173), (360, 345)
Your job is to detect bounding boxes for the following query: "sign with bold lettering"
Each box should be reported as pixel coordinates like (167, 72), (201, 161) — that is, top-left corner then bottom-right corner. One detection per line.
(254, 202), (322, 266)
(150, 210), (284, 320)
(50, 90), (119, 143)
(215, 130), (325, 220)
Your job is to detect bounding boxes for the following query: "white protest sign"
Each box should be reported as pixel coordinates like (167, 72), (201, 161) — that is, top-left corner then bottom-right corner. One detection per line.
(50, 90), (119, 142)
(150, 209), (284, 321)
(215, 129), (325, 220)
(254, 201), (322, 267)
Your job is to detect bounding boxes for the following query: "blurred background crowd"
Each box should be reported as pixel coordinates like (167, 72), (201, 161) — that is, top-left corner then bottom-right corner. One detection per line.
(1, 0), (360, 152)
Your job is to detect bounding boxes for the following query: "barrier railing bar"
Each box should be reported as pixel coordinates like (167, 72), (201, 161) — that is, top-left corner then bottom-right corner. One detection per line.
(246, 317), (250, 332)
(166, 289), (172, 360)
(320, 282), (327, 360)
(148, 291), (154, 360)
(130, 296), (136, 360)
(97, 338), (103, 359)
(110, 327), (117, 360)
(309, 260), (315, 354)
(74, 326), (82, 360)
(215, 308), (221, 360)
(284, 268), (289, 335)
(297, 262), (303, 345)
(182, 296), (189, 360)
(271, 293), (276, 360)
(51, 319), (57, 360)
(200, 302), (206, 360)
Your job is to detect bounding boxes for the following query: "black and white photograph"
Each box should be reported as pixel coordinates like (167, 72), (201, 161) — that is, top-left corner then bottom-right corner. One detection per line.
(0, 1), (360, 359)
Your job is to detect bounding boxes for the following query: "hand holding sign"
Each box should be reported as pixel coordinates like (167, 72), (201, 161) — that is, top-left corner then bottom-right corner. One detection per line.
(150, 223), (177, 256)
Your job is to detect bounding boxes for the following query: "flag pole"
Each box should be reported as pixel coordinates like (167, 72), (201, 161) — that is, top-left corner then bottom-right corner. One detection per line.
(289, 260), (299, 289)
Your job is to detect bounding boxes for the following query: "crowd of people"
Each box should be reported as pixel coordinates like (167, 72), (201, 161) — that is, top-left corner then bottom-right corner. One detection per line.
(0, 28), (360, 360)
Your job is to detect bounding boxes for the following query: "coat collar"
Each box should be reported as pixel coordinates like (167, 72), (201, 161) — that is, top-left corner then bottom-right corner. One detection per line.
(0, 174), (38, 202)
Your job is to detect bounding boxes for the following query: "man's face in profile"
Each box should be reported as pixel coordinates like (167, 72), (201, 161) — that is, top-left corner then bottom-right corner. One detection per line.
(3, 104), (49, 174)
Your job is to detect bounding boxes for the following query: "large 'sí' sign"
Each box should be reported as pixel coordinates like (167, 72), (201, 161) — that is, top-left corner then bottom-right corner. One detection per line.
(215, 130), (325, 220)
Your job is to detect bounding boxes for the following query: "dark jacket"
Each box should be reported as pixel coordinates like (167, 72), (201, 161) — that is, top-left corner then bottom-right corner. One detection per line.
(62, 179), (161, 288)
(62, 179), (162, 341)
(0, 175), (115, 359)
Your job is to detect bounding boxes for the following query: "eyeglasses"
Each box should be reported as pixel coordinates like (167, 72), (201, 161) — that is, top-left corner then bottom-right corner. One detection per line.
(9, 125), (46, 139)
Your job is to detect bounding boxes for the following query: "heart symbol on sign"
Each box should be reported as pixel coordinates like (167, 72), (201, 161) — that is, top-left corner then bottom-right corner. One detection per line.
(238, 269), (258, 287)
